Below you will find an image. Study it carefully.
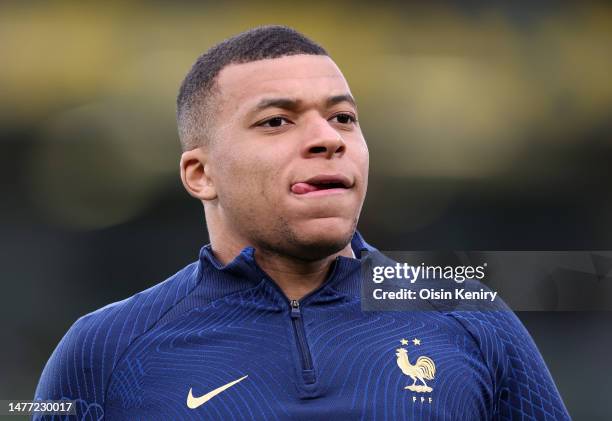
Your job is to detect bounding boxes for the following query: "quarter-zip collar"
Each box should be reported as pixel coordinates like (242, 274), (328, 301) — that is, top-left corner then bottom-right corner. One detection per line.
(196, 230), (376, 304)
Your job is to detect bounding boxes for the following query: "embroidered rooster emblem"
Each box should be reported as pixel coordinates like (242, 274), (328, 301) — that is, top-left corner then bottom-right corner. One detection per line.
(395, 343), (436, 393)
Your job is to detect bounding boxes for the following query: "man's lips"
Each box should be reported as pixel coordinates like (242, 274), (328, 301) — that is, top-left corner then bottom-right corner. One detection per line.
(290, 174), (353, 195)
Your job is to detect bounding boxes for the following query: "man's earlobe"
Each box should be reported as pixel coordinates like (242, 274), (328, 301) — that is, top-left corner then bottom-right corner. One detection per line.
(180, 149), (217, 201)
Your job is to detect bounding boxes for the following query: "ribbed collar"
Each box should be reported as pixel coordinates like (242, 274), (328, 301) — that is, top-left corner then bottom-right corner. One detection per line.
(196, 231), (376, 302)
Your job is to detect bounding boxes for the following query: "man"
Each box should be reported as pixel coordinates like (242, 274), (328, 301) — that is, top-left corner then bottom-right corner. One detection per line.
(35, 25), (570, 420)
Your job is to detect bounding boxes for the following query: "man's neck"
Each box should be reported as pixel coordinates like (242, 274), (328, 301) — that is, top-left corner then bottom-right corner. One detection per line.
(208, 229), (354, 301)
(253, 246), (353, 301)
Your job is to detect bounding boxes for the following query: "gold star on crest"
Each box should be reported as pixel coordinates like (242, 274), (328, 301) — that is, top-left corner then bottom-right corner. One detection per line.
(400, 338), (409, 346)
(412, 338), (421, 346)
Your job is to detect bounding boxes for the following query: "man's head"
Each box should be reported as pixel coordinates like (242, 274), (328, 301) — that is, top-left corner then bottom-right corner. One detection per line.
(178, 25), (369, 261)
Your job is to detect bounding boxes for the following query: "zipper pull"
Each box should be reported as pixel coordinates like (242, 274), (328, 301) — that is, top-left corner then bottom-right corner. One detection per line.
(290, 299), (301, 318)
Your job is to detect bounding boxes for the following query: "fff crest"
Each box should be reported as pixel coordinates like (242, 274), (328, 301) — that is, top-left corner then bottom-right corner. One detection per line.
(395, 338), (436, 393)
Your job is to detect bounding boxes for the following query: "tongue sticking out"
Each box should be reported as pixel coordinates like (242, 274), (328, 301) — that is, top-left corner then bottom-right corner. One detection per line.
(291, 182), (319, 194)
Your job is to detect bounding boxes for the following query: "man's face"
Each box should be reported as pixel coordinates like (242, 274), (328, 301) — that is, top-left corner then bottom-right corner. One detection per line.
(207, 54), (369, 259)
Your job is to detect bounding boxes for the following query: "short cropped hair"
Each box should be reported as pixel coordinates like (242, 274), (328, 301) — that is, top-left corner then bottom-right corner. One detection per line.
(176, 25), (328, 151)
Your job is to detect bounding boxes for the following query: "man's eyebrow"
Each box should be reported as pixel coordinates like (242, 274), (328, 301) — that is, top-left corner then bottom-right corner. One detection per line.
(253, 97), (302, 112)
(326, 94), (357, 108)
(251, 94), (357, 114)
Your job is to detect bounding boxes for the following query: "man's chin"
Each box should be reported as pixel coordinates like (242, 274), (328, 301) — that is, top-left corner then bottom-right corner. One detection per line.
(285, 218), (356, 261)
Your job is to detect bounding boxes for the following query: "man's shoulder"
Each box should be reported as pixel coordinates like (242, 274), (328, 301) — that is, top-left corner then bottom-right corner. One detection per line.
(442, 298), (530, 350)
(72, 260), (201, 348)
(35, 261), (202, 405)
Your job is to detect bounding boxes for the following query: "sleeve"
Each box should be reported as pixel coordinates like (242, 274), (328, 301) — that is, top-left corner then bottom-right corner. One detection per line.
(33, 316), (107, 421)
(449, 310), (571, 421)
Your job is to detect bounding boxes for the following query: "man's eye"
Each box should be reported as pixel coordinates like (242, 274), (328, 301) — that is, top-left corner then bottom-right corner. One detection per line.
(259, 117), (290, 128)
(331, 113), (357, 124)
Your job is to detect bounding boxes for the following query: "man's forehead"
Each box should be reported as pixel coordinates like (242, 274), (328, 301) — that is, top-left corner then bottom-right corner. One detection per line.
(216, 55), (351, 106)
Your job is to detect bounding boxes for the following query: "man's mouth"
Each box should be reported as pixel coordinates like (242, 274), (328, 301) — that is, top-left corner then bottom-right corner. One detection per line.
(290, 174), (352, 195)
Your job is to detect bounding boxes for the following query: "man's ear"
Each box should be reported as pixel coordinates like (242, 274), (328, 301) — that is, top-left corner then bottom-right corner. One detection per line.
(180, 148), (217, 201)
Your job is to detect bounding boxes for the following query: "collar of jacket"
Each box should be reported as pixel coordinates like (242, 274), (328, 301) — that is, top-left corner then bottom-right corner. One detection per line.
(195, 231), (377, 304)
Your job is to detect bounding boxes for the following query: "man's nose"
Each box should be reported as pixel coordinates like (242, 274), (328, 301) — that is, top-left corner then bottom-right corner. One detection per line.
(301, 118), (346, 159)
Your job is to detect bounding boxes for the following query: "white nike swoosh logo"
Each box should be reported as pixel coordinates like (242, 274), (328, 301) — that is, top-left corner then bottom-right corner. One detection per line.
(186, 375), (249, 409)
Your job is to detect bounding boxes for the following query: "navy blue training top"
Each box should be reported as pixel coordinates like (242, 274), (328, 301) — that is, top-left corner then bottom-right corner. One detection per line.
(35, 232), (570, 420)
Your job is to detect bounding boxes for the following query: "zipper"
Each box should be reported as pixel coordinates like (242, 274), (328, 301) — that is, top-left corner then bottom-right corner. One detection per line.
(255, 257), (344, 386)
(290, 299), (316, 384)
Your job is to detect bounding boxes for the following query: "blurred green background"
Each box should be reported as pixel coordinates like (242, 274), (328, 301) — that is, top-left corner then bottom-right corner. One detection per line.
(1, 1), (612, 419)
